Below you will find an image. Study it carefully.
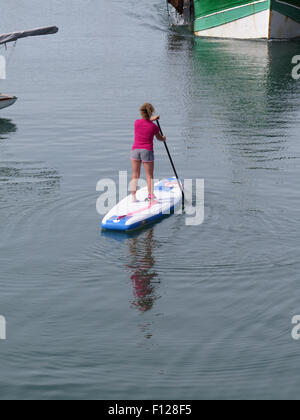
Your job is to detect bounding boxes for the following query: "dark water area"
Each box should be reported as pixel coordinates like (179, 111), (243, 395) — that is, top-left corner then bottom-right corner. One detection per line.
(0, 0), (300, 400)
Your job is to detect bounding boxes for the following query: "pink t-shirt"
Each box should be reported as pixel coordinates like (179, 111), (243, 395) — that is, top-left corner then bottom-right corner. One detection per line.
(132, 119), (160, 152)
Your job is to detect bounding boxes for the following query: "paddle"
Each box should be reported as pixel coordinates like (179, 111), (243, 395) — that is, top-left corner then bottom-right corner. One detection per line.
(156, 120), (185, 203)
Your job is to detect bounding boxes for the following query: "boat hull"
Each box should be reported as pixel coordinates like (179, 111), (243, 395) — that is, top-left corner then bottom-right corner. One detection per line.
(194, 0), (300, 39)
(0, 95), (17, 110)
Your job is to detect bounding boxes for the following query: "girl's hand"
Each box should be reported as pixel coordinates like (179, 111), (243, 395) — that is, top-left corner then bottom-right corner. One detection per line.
(155, 133), (166, 142)
(150, 115), (160, 122)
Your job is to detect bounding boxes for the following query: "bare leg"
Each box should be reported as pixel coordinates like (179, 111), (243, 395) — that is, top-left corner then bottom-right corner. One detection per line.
(143, 161), (155, 197)
(131, 159), (142, 201)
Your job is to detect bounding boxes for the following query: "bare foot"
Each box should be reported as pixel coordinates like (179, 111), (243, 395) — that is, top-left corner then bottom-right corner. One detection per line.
(146, 194), (157, 204)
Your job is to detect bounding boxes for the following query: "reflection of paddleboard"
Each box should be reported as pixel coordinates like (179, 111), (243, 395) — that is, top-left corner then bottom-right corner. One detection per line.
(101, 177), (183, 232)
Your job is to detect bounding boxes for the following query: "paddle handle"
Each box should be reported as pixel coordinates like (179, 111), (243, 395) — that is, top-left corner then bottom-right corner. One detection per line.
(156, 120), (184, 200)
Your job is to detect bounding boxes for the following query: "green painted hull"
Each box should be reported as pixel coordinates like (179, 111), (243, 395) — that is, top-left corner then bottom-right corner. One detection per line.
(193, 0), (300, 39)
(273, 0), (300, 23)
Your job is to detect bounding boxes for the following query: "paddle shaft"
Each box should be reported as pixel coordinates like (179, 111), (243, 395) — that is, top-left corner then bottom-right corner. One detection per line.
(156, 120), (184, 200)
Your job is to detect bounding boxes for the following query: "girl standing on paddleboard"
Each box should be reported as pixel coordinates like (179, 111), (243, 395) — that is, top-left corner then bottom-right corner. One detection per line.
(131, 103), (166, 203)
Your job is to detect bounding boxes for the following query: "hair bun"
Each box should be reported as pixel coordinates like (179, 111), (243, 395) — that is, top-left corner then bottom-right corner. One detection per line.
(140, 103), (155, 120)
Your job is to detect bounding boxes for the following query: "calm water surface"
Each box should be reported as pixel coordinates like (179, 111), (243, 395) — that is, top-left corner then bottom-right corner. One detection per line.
(0, 0), (300, 400)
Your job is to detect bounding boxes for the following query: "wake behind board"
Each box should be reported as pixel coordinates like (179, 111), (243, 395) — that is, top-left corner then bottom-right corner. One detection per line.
(101, 177), (182, 232)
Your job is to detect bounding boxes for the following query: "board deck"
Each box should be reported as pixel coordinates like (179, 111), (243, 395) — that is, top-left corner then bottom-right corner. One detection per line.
(101, 177), (183, 232)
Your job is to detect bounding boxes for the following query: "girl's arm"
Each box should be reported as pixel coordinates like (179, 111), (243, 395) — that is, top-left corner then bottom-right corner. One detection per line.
(156, 133), (166, 142)
(151, 115), (166, 141)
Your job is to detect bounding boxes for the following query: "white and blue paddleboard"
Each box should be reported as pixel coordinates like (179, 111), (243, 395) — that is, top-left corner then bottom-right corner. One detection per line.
(101, 177), (183, 232)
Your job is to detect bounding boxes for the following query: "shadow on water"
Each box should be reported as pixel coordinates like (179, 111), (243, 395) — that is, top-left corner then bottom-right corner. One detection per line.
(0, 118), (17, 140)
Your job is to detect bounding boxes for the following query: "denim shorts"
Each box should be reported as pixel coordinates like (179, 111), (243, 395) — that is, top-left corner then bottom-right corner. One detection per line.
(131, 149), (154, 163)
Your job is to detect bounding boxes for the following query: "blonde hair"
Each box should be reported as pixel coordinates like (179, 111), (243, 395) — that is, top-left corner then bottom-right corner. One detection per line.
(140, 103), (155, 120)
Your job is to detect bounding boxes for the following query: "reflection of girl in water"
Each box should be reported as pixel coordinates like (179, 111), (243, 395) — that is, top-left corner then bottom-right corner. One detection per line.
(127, 230), (159, 312)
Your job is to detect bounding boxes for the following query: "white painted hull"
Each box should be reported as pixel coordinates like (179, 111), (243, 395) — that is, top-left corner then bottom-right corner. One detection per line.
(194, 2), (300, 40)
(195, 10), (270, 39)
